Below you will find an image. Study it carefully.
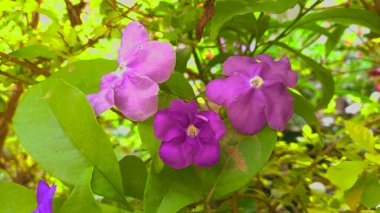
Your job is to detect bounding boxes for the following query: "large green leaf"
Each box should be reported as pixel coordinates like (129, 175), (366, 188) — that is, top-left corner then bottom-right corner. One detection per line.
(0, 181), (36, 213)
(361, 174), (380, 208)
(210, 0), (298, 39)
(327, 161), (367, 190)
(51, 59), (118, 94)
(275, 42), (335, 109)
(58, 168), (102, 213)
(13, 79), (125, 203)
(119, 155), (148, 200)
(294, 8), (380, 34)
(160, 72), (195, 100)
(10, 44), (55, 59)
(344, 121), (374, 152)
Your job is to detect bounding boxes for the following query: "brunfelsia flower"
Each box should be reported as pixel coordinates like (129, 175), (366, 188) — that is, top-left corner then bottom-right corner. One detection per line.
(206, 54), (298, 135)
(87, 21), (175, 121)
(153, 99), (226, 169)
(32, 180), (56, 213)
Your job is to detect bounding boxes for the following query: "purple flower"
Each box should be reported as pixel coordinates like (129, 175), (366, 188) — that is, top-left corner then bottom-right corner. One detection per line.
(87, 21), (175, 121)
(206, 54), (298, 135)
(32, 180), (56, 213)
(153, 100), (226, 169)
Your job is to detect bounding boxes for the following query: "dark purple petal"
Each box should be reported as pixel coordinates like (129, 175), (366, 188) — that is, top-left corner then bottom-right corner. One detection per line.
(114, 72), (159, 121)
(206, 74), (251, 107)
(198, 111), (226, 141)
(263, 84), (294, 131)
(159, 137), (194, 169)
(222, 56), (257, 76)
(118, 21), (149, 64)
(193, 142), (220, 167)
(255, 54), (298, 88)
(169, 99), (198, 115)
(154, 109), (187, 141)
(33, 181), (56, 213)
(227, 90), (267, 135)
(127, 41), (175, 83)
(87, 88), (114, 116)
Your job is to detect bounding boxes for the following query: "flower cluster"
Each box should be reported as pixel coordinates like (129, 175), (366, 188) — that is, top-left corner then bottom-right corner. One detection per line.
(88, 21), (297, 170)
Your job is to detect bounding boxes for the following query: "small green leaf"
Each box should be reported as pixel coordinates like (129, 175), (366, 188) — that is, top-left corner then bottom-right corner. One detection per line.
(174, 46), (192, 73)
(361, 175), (380, 208)
(10, 44), (55, 59)
(51, 59), (118, 94)
(0, 97), (6, 112)
(344, 121), (374, 152)
(327, 161), (367, 190)
(119, 155), (147, 200)
(325, 25), (346, 57)
(0, 181), (36, 213)
(58, 168), (102, 213)
(13, 79), (125, 203)
(290, 89), (319, 126)
(160, 72), (195, 100)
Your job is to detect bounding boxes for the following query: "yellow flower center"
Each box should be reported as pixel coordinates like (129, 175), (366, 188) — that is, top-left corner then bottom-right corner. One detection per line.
(250, 76), (264, 88)
(187, 124), (199, 137)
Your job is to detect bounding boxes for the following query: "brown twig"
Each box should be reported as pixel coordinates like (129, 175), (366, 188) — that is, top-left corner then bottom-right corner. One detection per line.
(196, 0), (215, 41)
(0, 51), (50, 76)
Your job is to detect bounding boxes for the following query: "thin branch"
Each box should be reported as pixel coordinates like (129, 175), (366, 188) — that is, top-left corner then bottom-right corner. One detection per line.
(0, 51), (50, 76)
(0, 70), (33, 84)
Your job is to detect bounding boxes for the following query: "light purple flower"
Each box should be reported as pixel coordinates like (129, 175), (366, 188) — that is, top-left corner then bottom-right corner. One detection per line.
(206, 54), (298, 135)
(153, 99), (226, 169)
(87, 21), (175, 121)
(32, 180), (56, 213)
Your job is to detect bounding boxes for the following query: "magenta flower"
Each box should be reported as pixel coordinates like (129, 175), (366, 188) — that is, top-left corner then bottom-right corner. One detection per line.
(32, 180), (56, 213)
(206, 55), (298, 135)
(87, 21), (175, 121)
(153, 100), (226, 169)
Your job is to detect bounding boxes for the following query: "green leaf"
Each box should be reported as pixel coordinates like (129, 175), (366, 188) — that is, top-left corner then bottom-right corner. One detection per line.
(361, 174), (380, 208)
(294, 8), (380, 34)
(51, 59), (118, 94)
(0, 97), (6, 112)
(99, 203), (131, 213)
(290, 89), (319, 126)
(203, 126), (277, 199)
(119, 155), (147, 200)
(174, 46), (192, 73)
(327, 161), (367, 190)
(210, 0), (298, 39)
(58, 168), (102, 213)
(0, 181), (36, 213)
(13, 79), (126, 204)
(344, 121), (374, 152)
(275, 42), (335, 109)
(160, 72), (195, 100)
(10, 44), (55, 59)
(144, 166), (203, 213)
(325, 25), (346, 57)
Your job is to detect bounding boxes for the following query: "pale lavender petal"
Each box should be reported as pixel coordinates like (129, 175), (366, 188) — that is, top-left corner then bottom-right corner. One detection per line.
(154, 109), (187, 142)
(159, 137), (193, 169)
(114, 72), (159, 121)
(222, 56), (257, 76)
(87, 88), (114, 116)
(118, 21), (149, 64)
(227, 90), (267, 135)
(198, 111), (226, 141)
(99, 72), (120, 90)
(193, 143), (220, 167)
(127, 41), (175, 83)
(255, 55), (298, 88)
(263, 84), (294, 131)
(206, 74), (251, 107)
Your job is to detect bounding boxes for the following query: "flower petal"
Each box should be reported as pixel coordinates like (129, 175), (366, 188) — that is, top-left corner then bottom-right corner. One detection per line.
(263, 84), (294, 131)
(222, 56), (257, 76)
(193, 142), (220, 167)
(198, 111), (226, 141)
(114, 72), (159, 121)
(206, 74), (251, 107)
(34, 181), (56, 213)
(127, 41), (175, 83)
(36, 180), (50, 203)
(118, 21), (149, 64)
(169, 99), (198, 114)
(154, 109), (187, 141)
(87, 88), (114, 116)
(227, 90), (267, 135)
(255, 54), (298, 88)
(159, 137), (194, 169)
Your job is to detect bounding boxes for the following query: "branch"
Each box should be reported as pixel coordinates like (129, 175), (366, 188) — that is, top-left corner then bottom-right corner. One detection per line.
(196, 0), (215, 41)
(0, 70), (33, 84)
(0, 51), (50, 76)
